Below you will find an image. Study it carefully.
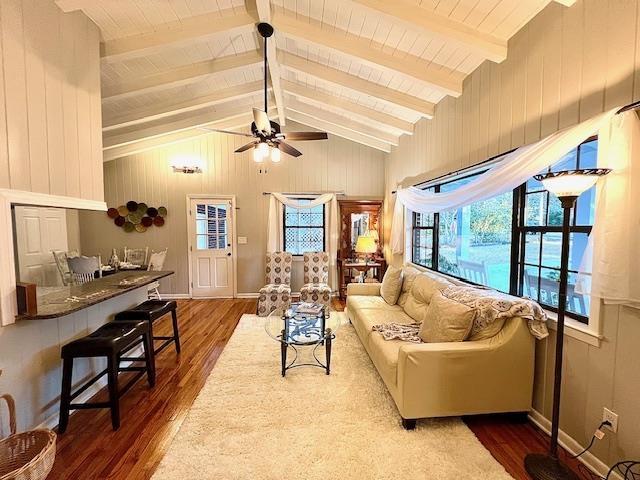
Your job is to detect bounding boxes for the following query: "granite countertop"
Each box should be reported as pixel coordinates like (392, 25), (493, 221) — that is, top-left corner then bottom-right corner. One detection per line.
(17, 271), (174, 320)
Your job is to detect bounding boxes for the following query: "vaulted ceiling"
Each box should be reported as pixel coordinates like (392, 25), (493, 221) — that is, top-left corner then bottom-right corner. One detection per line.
(55, 0), (575, 160)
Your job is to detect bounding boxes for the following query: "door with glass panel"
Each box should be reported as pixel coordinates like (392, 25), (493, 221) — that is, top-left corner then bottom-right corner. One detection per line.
(188, 198), (234, 298)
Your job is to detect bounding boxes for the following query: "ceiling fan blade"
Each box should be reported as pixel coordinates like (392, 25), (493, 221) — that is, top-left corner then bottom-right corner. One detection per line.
(252, 108), (272, 134)
(199, 127), (253, 137)
(277, 141), (303, 158)
(234, 141), (258, 153)
(281, 131), (328, 141)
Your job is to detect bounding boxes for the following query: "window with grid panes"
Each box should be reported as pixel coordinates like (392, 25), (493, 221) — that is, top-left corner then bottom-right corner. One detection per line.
(412, 187), (436, 268)
(283, 199), (325, 255)
(195, 203), (228, 250)
(516, 139), (597, 321)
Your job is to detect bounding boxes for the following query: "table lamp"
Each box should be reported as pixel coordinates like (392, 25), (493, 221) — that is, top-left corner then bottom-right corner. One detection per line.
(355, 235), (377, 263)
(524, 168), (610, 480)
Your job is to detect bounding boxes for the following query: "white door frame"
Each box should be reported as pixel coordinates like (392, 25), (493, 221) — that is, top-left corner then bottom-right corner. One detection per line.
(186, 194), (238, 298)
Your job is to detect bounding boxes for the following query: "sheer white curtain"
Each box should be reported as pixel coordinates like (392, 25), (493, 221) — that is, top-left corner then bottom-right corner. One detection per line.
(266, 193), (339, 289)
(576, 111), (640, 307)
(391, 108), (618, 254)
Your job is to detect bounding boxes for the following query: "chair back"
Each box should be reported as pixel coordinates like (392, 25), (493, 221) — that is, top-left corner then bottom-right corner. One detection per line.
(123, 246), (149, 266)
(147, 249), (168, 271)
(52, 251), (71, 285)
(458, 258), (489, 285)
(303, 251), (329, 284)
(265, 252), (292, 285)
(67, 255), (100, 285)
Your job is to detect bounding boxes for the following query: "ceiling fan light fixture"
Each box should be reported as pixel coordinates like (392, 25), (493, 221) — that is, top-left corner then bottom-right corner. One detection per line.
(253, 145), (265, 163)
(270, 146), (281, 163)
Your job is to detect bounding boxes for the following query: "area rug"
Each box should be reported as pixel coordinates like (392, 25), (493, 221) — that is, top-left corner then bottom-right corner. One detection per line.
(152, 313), (513, 480)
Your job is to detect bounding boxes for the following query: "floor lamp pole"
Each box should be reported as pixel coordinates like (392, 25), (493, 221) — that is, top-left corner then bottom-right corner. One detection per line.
(525, 196), (579, 480)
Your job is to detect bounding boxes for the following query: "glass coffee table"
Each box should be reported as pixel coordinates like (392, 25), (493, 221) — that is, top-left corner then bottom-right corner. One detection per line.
(265, 303), (341, 376)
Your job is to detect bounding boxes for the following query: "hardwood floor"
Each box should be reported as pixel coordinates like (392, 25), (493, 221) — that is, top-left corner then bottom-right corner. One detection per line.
(50, 298), (582, 480)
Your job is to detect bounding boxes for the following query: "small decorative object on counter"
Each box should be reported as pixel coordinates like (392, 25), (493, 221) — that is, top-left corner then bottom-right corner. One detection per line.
(107, 201), (168, 233)
(108, 248), (120, 271)
(0, 394), (57, 480)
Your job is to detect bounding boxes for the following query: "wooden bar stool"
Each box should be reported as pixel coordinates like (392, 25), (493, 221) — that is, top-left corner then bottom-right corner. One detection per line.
(114, 300), (180, 355)
(58, 320), (155, 433)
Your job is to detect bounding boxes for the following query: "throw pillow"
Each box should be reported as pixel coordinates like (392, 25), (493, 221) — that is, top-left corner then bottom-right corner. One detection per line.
(380, 266), (403, 305)
(419, 291), (476, 343)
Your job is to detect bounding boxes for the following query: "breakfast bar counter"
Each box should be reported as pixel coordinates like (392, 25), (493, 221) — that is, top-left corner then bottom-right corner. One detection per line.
(17, 271), (173, 320)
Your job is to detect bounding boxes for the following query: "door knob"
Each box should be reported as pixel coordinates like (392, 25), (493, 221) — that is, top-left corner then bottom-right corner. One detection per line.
(227, 252), (231, 256)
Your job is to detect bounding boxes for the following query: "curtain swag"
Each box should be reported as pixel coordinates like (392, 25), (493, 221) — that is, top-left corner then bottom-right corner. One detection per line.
(390, 108), (619, 255)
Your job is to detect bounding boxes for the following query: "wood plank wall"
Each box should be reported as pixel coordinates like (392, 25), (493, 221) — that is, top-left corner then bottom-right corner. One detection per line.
(79, 121), (385, 295)
(0, 0), (103, 202)
(384, 0), (640, 470)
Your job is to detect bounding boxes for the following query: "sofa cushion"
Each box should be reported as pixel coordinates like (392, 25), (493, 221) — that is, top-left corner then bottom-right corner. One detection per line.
(367, 332), (404, 387)
(350, 305), (414, 350)
(380, 266), (403, 305)
(397, 266), (421, 308)
(403, 272), (454, 323)
(347, 295), (404, 313)
(419, 291), (476, 343)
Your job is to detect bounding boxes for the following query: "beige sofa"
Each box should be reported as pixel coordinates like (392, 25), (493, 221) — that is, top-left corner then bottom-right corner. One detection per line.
(346, 268), (535, 429)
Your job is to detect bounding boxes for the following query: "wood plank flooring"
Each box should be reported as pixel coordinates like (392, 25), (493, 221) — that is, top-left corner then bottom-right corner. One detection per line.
(50, 298), (582, 480)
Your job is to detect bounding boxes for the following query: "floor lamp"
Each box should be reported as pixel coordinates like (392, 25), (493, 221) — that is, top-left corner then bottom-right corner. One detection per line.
(525, 168), (610, 480)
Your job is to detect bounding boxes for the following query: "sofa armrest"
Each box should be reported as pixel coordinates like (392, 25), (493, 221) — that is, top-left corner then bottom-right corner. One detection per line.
(346, 282), (381, 297)
(394, 317), (535, 419)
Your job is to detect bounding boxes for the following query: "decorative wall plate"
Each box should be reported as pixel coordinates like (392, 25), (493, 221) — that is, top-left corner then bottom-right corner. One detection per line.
(108, 201), (168, 233)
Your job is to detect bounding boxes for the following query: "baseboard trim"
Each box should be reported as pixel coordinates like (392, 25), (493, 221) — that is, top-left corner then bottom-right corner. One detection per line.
(160, 293), (191, 299)
(528, 409), (620, 480)
(236, 293), (259, 299)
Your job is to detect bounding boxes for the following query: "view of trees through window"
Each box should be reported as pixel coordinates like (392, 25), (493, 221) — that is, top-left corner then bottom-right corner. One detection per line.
(412, 139), (597, 322)
(283, 200), (325, 255)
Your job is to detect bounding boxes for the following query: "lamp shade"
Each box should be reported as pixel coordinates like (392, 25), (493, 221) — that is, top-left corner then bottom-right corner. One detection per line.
(355, 235), (377, 254)
(366, 229), (379, 242)
(270, 146), (281, 163)
(534, 168), (611, 199)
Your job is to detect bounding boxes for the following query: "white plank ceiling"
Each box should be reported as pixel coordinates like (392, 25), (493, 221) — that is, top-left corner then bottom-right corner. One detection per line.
(55, 0), (575, 158)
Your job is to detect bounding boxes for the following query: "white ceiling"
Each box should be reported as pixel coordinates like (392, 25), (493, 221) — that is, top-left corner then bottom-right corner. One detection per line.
(54, 0), (575, 159)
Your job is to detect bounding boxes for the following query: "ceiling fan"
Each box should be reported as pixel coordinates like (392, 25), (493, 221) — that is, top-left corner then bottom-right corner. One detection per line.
(200, 22), (328, 163)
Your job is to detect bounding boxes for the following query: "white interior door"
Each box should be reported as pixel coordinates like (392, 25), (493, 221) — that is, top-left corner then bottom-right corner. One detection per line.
(14, 206), (69, 286)
(189, 198), (234, 298)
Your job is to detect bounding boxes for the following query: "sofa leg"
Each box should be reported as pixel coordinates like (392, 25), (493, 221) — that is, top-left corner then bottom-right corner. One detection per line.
(401, 418), (416, 430)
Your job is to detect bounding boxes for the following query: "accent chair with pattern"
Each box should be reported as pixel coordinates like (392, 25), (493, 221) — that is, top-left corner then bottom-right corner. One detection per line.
(257, 252), (293, 317)
(300, 251), (332, 311)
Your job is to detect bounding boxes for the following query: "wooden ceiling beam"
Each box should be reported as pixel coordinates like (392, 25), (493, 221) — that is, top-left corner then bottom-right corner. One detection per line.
(349, 0), (507, 63)
(103, 81), (266, 131)
(282, 79), (413, 136)
(255, 0), (286, 126)
(103, 101), (276, 149)
(101, 9), (257, 64)
(279, 52), (434, 118)
(272, 11), (464, 97)
(286, 109), (391, 153)
(286, 98), (399, 146)
(102, 114), (261, 162)
(102, 50), (263, 102)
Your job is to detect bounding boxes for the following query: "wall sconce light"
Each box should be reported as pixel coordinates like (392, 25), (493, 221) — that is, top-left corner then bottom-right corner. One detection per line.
(170, 154), (204, 174)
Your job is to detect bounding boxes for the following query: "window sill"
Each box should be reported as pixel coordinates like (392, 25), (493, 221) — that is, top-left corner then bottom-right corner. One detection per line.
(543, 309), (602, 347)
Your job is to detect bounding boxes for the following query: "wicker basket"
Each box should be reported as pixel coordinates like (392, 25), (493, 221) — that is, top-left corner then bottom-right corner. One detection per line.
(0, 394), (56, 480)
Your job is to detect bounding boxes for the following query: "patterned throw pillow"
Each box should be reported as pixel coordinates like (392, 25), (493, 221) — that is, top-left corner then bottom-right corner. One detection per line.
(419, 291), (477, 343)
(380, 266), (403, 305)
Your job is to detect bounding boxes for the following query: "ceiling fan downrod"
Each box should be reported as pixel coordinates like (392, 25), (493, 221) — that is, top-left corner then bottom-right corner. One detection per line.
(257, 22), (274, 115)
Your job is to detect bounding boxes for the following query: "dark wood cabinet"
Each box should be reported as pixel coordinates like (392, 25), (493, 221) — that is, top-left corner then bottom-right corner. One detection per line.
(337, 200), (386, 299)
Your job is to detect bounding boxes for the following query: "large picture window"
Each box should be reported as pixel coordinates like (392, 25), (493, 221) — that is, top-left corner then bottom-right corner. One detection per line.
(283, 200), (325, 255)
(411, 138), (597, 323)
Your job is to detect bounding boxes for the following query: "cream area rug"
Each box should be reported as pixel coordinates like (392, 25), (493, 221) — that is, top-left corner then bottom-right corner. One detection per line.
(152, 313), (513, 480)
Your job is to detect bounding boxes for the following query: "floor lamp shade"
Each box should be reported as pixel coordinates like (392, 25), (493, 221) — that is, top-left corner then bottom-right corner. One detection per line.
(525, 168), (610, 480)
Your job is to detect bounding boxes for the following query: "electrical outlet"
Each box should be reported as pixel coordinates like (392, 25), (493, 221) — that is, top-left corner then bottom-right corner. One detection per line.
(603, 408), (618, 433)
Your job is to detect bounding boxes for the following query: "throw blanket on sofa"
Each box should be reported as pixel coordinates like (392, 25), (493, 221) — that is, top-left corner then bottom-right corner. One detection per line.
(440, 286), (549, 340)
(372, 322), (422, 343)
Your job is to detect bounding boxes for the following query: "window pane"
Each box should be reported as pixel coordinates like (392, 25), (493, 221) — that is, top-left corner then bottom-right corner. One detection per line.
(525, 192), (547, 226)
(196, 204), (206, 219)
(579, 140), (598, 169)
(524, 232), (541, 265)
(541, 232), (590, 272)
(551, 149), (577, 173)
(283, 201), (325, 255)
(575, 186), (596, 226)
(412, 228), (433, 268)
(437, 191), (512, 292)
(415, 212), (434, 227)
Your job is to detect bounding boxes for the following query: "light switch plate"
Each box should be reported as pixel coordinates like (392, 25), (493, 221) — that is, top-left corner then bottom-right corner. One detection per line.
(238, 236), (247, 245)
